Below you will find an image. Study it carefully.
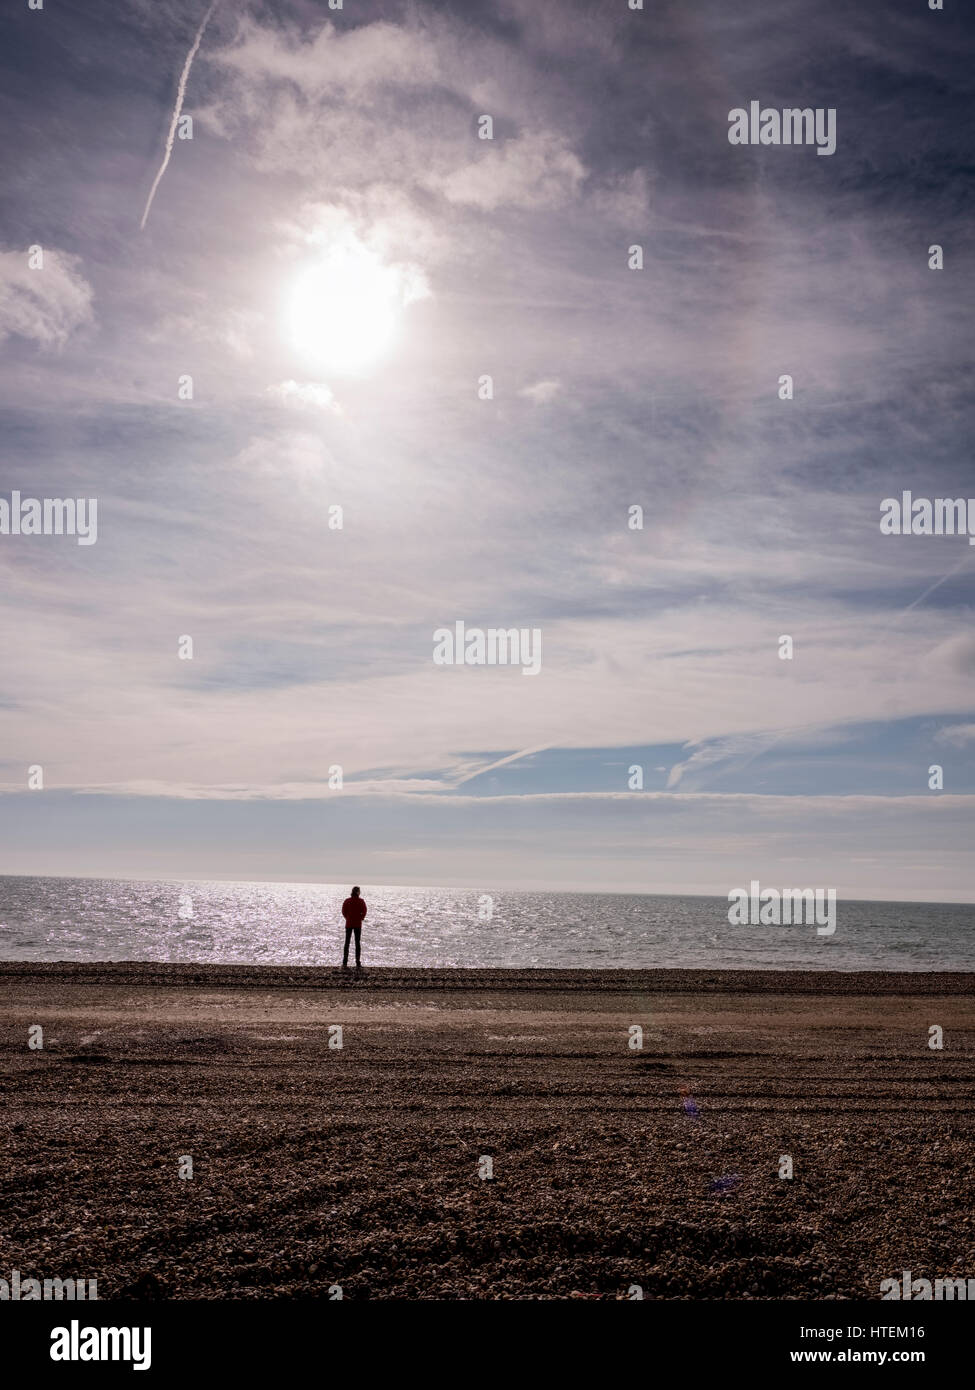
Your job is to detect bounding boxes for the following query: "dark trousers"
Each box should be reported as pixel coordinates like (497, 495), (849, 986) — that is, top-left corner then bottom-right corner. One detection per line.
(342, 925), (362, 966)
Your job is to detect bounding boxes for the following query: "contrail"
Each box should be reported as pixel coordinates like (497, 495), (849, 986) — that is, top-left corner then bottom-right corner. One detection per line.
(451, 745), (551, 788)
(896, 548), (973, 617)
(139, 1), (217, 231)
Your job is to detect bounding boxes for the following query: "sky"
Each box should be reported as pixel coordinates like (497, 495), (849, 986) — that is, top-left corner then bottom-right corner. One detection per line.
(0, 0), (973, 899)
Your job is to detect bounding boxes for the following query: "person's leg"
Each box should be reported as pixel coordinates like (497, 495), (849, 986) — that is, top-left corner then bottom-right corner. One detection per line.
(342, 925), (352, 967)
(354, 925), (362, 967)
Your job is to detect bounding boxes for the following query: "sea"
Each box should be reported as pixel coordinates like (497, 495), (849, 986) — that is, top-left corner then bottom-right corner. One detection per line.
(0, 876), (972, 971)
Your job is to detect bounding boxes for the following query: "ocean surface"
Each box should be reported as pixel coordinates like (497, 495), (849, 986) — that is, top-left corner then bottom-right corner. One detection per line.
(0, 876), (972, 971)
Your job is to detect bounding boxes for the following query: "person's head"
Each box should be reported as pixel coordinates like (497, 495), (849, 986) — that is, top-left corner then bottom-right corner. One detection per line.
(351, 886), (360, 897)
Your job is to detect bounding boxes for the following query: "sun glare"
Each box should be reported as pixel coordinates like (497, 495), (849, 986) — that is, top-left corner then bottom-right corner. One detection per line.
(286, 239), (404, 375)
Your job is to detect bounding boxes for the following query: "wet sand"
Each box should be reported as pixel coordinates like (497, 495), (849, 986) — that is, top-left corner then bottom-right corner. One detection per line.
(1, 965), (973, 1300)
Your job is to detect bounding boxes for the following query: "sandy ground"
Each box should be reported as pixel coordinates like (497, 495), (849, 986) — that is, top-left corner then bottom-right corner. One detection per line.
(1, 965), (973, 1300)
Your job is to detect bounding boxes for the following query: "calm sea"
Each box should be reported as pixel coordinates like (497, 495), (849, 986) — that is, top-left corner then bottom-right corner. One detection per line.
(0, 876), (971, 971)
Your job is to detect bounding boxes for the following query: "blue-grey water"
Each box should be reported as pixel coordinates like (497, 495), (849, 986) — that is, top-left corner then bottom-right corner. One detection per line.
(0, 876), (971, 971)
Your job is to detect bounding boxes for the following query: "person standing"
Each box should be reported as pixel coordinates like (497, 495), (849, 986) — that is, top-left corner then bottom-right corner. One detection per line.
(341, 886), (367, 969)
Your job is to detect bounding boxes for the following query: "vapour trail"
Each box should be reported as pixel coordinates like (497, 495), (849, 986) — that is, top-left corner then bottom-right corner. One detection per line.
(895, 548), (974, 618)
(139, 1), (217, 232)
(451, 745), (551, 788)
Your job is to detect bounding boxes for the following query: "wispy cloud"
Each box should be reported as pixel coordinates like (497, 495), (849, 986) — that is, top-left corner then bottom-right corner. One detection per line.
(265, 380), (339, 413)
(518, 379), (562, 405)
(937, 723), (975, 748)
(0, 248), (93, 347)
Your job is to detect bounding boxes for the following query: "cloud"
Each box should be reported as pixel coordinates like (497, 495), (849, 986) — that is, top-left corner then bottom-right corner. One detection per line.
(588, 168), (653, 226)
(518, 379), (561, 405)
(936, 723), (975, 747)
(435, 131), (586, 211)
(231, 429), (335, 485)
(0, 248), (93, 347)
(933, 633), (975, 676)
(147, 306), (263, 359)
(206, 17), (588, 218)
(213, 16), (440, 97)
(265, 380), (339, 413)
(667, 732), (784, 789)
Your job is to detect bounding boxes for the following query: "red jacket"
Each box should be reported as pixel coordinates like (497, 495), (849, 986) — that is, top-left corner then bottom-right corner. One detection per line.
(342, 896), (367, 926)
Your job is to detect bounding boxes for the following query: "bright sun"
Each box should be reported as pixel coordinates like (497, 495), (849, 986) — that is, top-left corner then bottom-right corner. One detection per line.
(286, 239), (404, 375)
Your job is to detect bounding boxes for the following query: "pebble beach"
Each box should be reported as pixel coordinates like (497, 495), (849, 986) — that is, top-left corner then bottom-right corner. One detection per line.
(1, 964), (972, 1300)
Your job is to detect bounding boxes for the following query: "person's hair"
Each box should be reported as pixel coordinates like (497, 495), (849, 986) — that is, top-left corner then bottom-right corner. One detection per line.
(351, 886), (360, 895)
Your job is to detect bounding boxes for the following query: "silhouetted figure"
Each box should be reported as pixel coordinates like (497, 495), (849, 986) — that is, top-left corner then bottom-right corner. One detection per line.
(341, 886), (367, 968)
